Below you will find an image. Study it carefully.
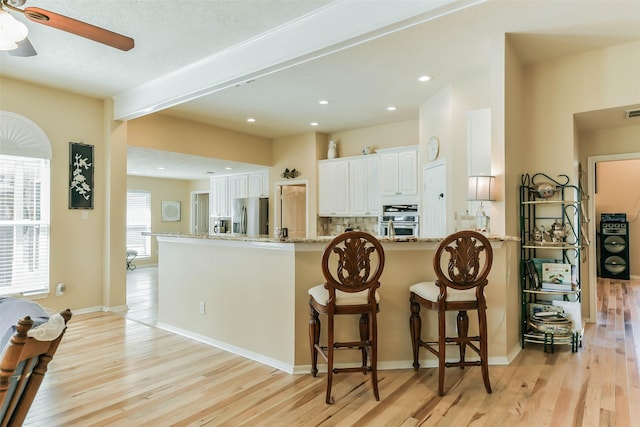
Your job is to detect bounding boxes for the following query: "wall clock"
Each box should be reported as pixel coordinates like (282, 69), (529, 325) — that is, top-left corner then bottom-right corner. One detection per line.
(427, 136), (439, 161)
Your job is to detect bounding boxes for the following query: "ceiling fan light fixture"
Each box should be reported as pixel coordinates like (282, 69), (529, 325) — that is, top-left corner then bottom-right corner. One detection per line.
(0, 9), (28, 50)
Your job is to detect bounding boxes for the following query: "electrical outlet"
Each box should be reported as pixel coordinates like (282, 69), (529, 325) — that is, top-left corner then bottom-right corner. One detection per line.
(56, 283), (66, 296)
(199, 301), (205, 314)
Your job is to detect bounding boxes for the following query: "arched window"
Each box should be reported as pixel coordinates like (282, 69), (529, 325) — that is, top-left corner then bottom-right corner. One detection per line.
(0, 111), (51, 296)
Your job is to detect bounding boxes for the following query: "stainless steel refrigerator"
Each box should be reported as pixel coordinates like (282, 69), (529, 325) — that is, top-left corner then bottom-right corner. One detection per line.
(231, 197), (269, 236)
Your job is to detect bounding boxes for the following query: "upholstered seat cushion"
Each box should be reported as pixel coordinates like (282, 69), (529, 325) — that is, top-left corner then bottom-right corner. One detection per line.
(410, 281), (480, 302)
(0, 297), (51, 353)
(308, 284), (380, 306)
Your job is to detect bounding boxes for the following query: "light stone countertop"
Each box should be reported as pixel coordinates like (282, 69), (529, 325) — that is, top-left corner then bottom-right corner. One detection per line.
(149, 232), (519, 244)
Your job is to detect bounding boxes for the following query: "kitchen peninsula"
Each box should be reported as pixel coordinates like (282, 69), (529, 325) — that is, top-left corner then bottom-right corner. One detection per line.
(153, 233), (520, 374)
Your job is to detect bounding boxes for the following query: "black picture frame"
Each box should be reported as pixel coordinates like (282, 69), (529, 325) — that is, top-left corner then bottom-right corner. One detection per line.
(69, 142), (94, 209)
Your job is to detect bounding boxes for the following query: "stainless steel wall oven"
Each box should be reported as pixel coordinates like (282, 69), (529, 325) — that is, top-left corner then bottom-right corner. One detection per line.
(379, 204), (419, 237)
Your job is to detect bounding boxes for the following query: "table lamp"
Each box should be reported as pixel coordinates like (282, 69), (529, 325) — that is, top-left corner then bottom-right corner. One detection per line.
(467, 175), (495, 233)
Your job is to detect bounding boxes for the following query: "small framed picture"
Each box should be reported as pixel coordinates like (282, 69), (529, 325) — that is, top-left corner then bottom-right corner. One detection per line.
(524, 259), (540, 289)
(162, 201), (181, 222)
(69, 142), (94, 209)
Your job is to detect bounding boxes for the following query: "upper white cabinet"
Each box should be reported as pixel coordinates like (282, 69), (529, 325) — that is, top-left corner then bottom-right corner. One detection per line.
(248, 171), (269, 197)
(318, 159), (350, 216)
(228, 174), (248, 201)
(210, 176), (229, 217)
(211, 170), (268, 218)
(378, 146), (418, 198)
(349, 156), (380, 216)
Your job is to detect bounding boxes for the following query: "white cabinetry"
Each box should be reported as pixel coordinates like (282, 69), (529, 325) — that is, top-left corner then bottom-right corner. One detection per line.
(228, 174), (248, 202)
(349, 156), (380, 216)
(318, 159), (349, 216)
(379, 146), (418, 199)
(210, 176), (229, 217)
(248, 171), (269, 197)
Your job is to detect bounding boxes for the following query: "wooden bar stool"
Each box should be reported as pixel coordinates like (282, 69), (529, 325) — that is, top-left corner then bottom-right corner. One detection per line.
(409, 230), (493, 396)
(308, 231), (385, 404)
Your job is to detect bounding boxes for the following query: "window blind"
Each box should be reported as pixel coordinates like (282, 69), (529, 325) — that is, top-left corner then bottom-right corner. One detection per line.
(127, 190), (151, 258)
(0, 155), (50, 295)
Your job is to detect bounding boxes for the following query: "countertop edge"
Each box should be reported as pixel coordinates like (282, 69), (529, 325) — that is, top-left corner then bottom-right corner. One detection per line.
(148, 232), (520, 244)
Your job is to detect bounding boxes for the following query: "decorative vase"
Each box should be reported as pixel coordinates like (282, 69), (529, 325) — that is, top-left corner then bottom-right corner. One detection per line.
(328, 140), (337, 159)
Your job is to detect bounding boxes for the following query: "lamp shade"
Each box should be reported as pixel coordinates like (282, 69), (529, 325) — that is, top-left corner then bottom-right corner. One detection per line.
(467, 175), (495, 201)
(0, 10), (28, 51)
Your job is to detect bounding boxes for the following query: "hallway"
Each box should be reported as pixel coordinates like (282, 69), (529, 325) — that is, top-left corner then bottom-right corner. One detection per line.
(126, 266), (158, 326)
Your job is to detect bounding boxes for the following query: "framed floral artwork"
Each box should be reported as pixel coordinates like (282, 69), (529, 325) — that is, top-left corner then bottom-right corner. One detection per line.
(69, 142), (94, 209)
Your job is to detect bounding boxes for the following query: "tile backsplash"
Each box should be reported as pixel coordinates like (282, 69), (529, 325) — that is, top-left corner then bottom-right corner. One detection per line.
(317, 216), (379, 236)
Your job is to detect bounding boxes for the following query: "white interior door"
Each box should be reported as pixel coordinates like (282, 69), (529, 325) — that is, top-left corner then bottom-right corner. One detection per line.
(281, 184), (307, 238)
(192, 192), (209, 235)
(422, 162), (446, 237)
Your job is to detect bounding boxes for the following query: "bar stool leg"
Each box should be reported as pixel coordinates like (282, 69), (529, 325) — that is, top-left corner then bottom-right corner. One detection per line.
(309, 306), (320, 377)
(457, 310), (469, 367)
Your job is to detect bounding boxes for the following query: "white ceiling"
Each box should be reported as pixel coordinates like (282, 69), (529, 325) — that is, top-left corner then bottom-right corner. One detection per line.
(2, 0), (639, 180)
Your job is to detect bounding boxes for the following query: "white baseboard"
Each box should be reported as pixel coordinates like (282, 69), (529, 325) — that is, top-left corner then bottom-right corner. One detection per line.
(156, 322), (295, 374)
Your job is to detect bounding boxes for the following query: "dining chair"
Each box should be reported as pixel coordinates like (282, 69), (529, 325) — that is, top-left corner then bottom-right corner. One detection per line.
(409, 230), (493, 396)
(1, 307), (72, 427)
(308, 231), (385, 404)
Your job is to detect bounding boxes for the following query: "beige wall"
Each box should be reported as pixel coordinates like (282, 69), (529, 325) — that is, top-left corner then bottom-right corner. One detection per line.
(0, 76), (114, 312)
(504, 36), (526, 240)
(127, 175), (199, 266)
(328, 119), (419, 158)
(271, 132), (323, 237)
(524, 40), (640, 176)
(155, 238), (519, 373)
(128, 113), (273, 166)
(520, 39), (640, 321)
(417, 74), (496, 235)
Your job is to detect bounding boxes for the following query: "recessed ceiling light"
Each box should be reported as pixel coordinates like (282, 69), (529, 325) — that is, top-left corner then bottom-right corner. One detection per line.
(318, 100), (329, 105)
(418, 75), (432, 82)
(310, 122), (319, 126)
(225, 167), (233, 170)
(157, 167), (165, 170)
(386, 106), (397, 111)
(246, 117), (256, 123)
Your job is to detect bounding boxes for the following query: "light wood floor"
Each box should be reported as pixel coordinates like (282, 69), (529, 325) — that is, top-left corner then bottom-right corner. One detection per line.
(25, 277), (639, 426)
(124, 266), (158, 326)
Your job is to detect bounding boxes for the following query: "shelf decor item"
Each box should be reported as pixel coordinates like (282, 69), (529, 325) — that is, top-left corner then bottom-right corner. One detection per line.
(327, 140), (337, 159)
(69, 142), (94, 209)
(519, 172), (583, 353)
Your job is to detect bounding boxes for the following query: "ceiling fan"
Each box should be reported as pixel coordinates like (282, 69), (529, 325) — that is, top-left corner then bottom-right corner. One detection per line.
(0, 0), (134, 57)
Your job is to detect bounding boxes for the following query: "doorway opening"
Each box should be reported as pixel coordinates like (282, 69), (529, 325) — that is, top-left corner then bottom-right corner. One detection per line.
(191, 191), (209, 235)
(587, 153), (640, 322)
(275, 180), (308, 239)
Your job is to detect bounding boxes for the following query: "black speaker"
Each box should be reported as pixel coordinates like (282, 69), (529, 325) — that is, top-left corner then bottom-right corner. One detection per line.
(600, 221), (630, 280)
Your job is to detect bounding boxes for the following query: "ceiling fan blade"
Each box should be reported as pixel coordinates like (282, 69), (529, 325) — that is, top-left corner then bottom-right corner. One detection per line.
(23, 7), (134, 51)
(9, 37), (37, 57)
